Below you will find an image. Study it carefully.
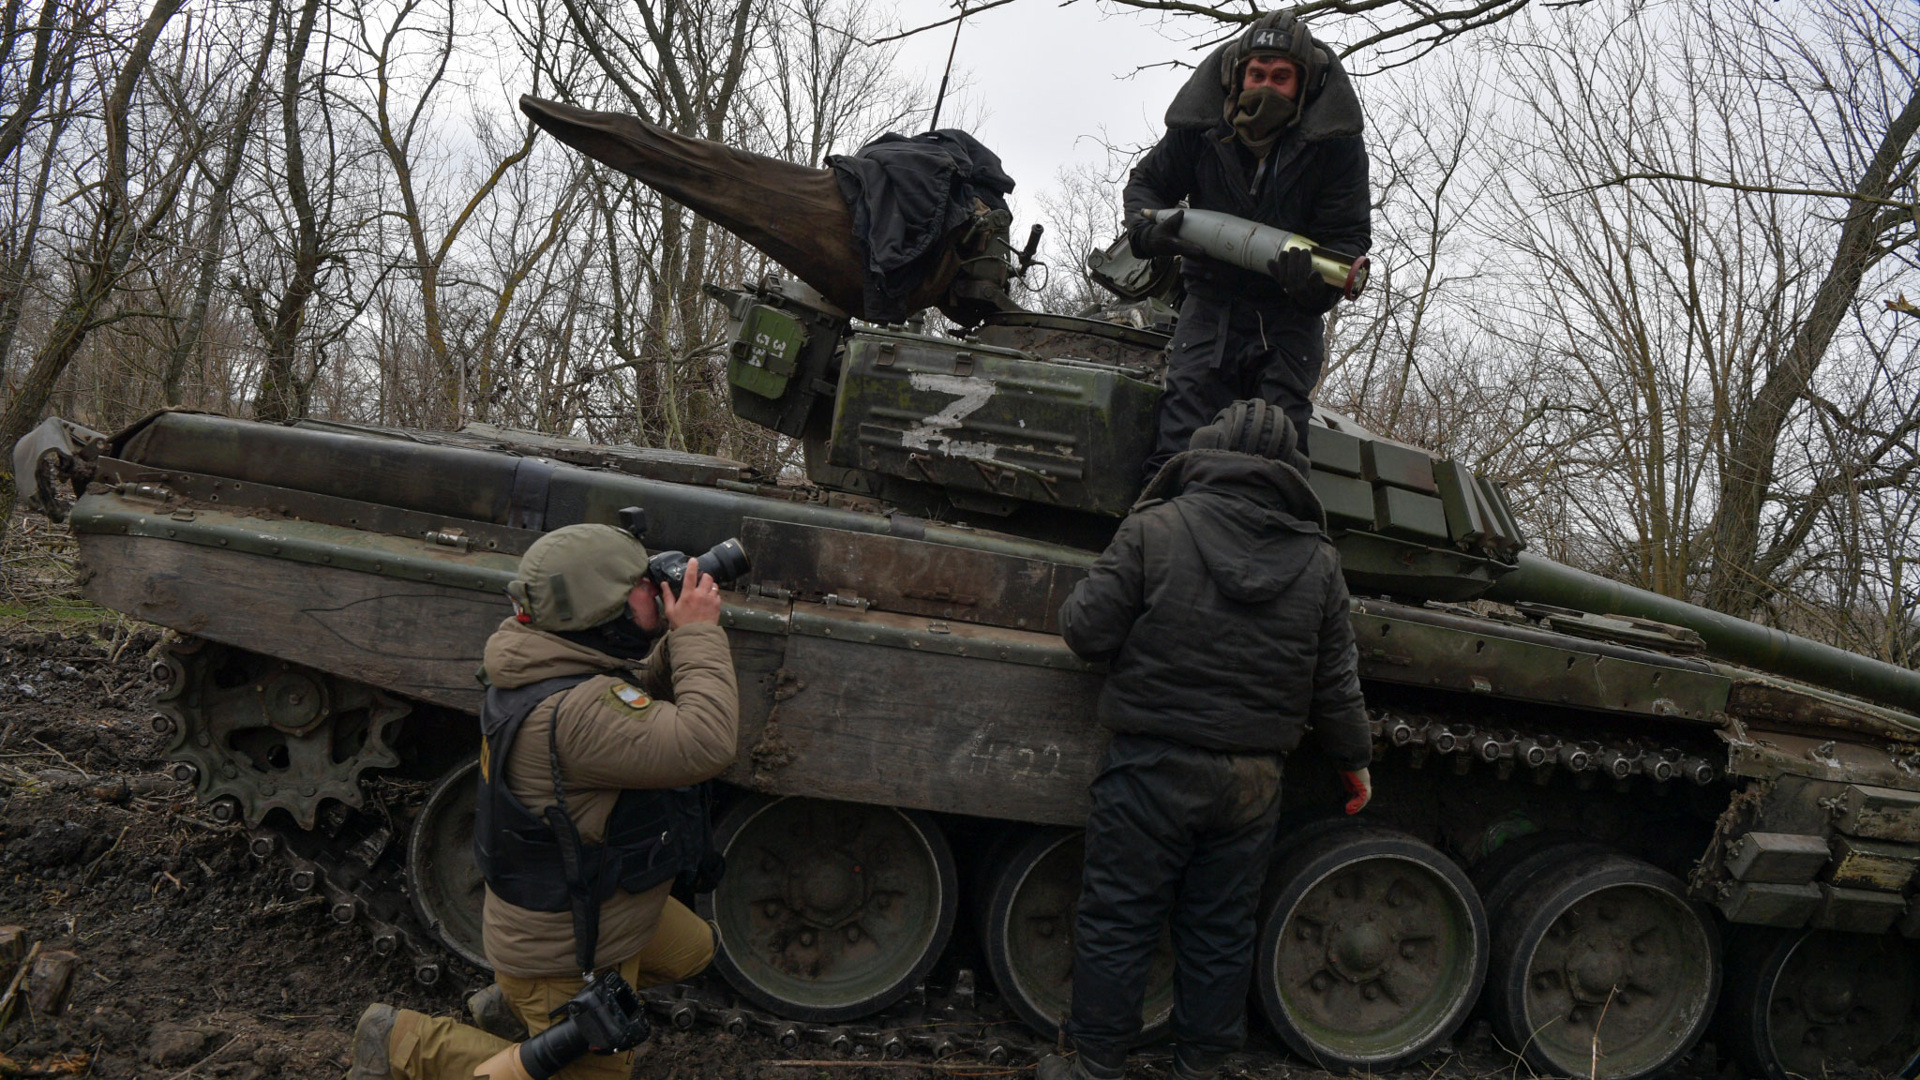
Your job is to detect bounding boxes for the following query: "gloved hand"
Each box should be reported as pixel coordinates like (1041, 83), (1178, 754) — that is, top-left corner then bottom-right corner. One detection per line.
(1267, 246), (1338, 307)
(1129, 208), (1205, 260)
(1340, 768), (1372, 815)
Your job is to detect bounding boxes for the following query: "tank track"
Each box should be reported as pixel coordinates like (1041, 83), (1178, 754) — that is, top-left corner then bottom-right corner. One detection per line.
(250, 800), (1052, 1064)
(151, 638), (411, 828)
(215, 699), (1728, 1068)
(247, 782), (453, 987)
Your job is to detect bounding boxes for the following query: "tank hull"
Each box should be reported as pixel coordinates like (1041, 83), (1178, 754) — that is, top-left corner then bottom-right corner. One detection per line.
(42, 410), (1920, 1077)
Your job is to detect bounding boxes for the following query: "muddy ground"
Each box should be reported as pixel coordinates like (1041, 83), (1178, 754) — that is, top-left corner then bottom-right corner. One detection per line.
(0, 618), (1731, 1080)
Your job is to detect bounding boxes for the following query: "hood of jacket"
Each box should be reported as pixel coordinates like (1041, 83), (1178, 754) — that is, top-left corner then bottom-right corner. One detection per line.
(484, 617), (624, 690)
(1137, 448), (1326, 527)
(1165, 39), (1364, 141)
(1164, 452), (1326, 603)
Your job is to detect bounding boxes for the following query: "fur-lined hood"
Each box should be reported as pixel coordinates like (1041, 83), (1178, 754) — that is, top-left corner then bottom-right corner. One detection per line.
(1163, 38), (1365, 141)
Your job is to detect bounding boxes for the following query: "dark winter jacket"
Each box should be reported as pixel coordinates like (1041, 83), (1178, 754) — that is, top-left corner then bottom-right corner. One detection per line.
(1057, 451), (1370, 767)
(1123, 44), (1371, 319)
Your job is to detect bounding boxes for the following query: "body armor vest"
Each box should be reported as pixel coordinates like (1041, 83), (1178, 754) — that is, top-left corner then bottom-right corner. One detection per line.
(472, 674), (681, 967)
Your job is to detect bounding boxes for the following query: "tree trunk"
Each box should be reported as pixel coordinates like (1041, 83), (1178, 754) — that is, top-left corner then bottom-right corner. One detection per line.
(1702, 81), (1920, 616)
(0, 0), (186, 521)
(163, 0), (278, 406)
(253, 0), (323, 424)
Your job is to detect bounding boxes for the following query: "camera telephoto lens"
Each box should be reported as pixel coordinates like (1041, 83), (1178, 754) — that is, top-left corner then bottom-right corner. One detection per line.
(694, 538), (750, 583)
(646, 538), (751, 595)
(516, 1015), (591, 1079)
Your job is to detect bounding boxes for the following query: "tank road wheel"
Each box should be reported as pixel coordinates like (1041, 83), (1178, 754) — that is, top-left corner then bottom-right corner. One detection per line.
(980, 828), (1175, 1041)
(700, 796), (958, 1021)
(1486, 852), (1718, 1080)
(1720, 929), (1920, 1080)
(1255, 825), (1488, 1071)
(1472, 835), (1609, 924)
(153, 639), (410, 827)
(406, 759), (488, 969)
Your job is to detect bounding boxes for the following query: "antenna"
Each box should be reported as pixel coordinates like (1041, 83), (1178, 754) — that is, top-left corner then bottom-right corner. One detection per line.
(927, 1), (968, 132)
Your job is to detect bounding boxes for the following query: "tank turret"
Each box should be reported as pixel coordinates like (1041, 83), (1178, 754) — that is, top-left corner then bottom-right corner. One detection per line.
(702, 273), (1920, 715)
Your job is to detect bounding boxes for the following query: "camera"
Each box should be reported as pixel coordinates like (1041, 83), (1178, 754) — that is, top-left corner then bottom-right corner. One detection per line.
(515, 968), (650, 1079)
(615, 506), (751, 595)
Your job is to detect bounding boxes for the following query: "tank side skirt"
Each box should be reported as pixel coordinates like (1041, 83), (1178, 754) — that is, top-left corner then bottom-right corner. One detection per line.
(739, 516), (1090, 635)
(726, 630), (1105, 826)
(1352, 601), (1730, 722)
(76, 531), (505, 711)
(73, 493), (522, 596)
(1487, 553), (1920, 717)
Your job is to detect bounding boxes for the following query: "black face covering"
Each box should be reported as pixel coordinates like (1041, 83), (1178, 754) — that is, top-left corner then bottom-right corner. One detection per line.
(1227, 86), (1299, 156)
(557, 609), (663, 663)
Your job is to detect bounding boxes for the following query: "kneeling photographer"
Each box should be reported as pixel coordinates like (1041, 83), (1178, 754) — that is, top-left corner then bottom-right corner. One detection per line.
(350, 520), (741, 1080)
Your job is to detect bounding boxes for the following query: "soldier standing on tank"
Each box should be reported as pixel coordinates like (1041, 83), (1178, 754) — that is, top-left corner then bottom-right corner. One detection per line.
(1128, 11), (1371, 480)
(1041, 400), (1374, 1080)
(347, 525), (739, 1080)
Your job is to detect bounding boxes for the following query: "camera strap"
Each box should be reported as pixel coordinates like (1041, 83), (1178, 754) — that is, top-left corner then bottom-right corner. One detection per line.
(545, 714), (602, 976)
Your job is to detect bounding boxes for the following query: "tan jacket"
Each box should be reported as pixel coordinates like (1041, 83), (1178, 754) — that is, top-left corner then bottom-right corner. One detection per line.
(479, 616), (738, 978)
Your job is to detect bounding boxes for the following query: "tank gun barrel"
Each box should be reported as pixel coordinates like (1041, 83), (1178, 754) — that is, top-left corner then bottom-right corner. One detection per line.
(1484, 553), (1920, 715)
(1146, 207), (1368, 299)
(519, 96), (873, 317)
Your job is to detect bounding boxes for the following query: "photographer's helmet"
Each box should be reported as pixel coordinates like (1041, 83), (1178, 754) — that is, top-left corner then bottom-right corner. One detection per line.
(1221, 11), (1326, 99)
(505, 524), (650, 632)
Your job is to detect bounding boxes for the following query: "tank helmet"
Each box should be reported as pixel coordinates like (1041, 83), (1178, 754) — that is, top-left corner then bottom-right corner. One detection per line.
(1222, 11), (1327, 98)
(505, 524), (650, 632)
(1189, 399), (1302, 463)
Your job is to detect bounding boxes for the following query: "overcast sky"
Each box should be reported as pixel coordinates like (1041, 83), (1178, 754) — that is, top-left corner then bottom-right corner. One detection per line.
(881, 0), (1206, 213)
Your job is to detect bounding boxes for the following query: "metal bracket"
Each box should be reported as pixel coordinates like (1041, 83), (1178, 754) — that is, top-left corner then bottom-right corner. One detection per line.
(12, 416), (110, 522)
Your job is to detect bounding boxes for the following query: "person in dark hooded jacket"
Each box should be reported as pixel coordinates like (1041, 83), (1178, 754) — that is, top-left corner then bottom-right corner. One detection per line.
(1125, 11), (1371, 480)
(1038, 400), (1372, 1080)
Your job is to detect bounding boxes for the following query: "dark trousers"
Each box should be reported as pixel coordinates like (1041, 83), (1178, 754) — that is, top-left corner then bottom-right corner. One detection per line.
(1066, 734), (1285, 1069)
(1144, 293), (1322, 481)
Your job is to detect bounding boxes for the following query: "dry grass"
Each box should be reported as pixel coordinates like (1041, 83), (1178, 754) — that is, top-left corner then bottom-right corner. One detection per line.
(0, 511), (128, 633)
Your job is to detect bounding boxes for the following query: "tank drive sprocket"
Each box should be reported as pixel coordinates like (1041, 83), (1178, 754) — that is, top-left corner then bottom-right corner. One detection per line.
(149, 637), (410, 827)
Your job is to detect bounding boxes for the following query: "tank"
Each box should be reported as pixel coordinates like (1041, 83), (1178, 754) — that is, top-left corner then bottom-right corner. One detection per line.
(17, 110), (1920, 1080)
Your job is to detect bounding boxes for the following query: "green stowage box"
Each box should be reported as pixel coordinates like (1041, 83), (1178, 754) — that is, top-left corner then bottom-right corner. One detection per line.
(727, 305), (806, 400)
(829, 334), (1160, 518)
(1363, 440), (1438, 493)
(1308, 427), (1365, 478)
(1374, 486), (1450, 542)
(1310, 469), (1375, 528)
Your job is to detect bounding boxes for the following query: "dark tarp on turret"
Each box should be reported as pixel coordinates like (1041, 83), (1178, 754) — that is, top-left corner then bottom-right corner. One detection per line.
(519, 97), (1019, 325)
(828, 130), (1015, 324)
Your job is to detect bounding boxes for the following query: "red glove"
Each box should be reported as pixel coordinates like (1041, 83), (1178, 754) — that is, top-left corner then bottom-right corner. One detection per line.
(1341, 768), (1372, 815)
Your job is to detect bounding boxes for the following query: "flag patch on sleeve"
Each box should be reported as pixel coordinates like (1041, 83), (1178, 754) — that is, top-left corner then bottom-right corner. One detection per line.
(609, 683), (652, 710)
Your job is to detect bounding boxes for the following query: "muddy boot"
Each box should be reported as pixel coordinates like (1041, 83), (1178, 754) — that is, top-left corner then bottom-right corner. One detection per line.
(1037, 1054), (1124, 1080)
(1172, 1049), (1223, 1080)
(348, 1003), (396, 1080)
(467, 984), (529, 1041)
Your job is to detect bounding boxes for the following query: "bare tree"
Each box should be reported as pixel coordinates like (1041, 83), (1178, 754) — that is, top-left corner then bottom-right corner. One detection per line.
(161, 0), (280, 405)
(235, 0), (381, 423)
(1691, 0), (1920, 616)
(348, 0), (548, 425)
(1455, 0), (1919, 624)
(0, 0), (187, 520)
(0, 0), (102, 172)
